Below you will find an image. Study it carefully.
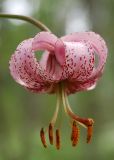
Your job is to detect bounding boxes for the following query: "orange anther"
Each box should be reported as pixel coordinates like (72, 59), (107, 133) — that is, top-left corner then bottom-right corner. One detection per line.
(40, 128), (47, 148)
(48, 123), (53, 145)
(71, 121), (79, 146)
(56, 129), (60, 150)
(87, 125), (93, 143)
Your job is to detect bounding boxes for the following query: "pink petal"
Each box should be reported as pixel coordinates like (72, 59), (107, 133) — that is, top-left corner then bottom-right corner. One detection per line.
(32, 31), (57, 51)
(32, 31), (64, 80)
(55, 39), (65, 65)
(26, 83), (53, 93)
(87, 83), (96, 90)
(61, 41), (95, 81)
(66, 80), (96, 94)
(9, 38), (52, 93)
(9, 38), (34, 86)
(62, 32), (108, 81)
(40, 51), (63, 81)
(10, 35), (63, 93)
(39, 51), (50, 70)
(33, 32), (65, 66)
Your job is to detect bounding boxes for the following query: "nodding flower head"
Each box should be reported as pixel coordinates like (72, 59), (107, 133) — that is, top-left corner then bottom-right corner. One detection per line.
(9, 31), (108, 149)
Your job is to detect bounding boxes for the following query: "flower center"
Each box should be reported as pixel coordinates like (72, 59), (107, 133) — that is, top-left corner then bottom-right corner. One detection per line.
(40, 82), (94, 149)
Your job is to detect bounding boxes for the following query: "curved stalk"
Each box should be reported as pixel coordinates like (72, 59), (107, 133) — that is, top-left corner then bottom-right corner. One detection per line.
(50, 87), (61, 125)
(61, 87), (94, 128)
(0, 13), (50, 31)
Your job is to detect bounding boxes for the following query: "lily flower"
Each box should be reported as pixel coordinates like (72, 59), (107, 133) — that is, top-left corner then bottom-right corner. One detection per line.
(9, 31), (108, 149)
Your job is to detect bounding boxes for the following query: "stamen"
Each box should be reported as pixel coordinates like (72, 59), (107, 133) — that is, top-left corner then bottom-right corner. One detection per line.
(62, 88), (94, 128)
(87, 125), (93, 143)
(39, 87), (61, 148)
(39, 84), (94, 149)
(71, 121), (79, 146)
(50, 87), (61, 125)
(48, 123), (53, 145)
(61, 85), (94, 144)
(56, 129), (60, 150)
(40, 128), (47, 148)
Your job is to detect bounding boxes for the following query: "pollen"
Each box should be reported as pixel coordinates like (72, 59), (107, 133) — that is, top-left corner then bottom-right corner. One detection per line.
(40, 128), (47, 148)
(48, 123), (53, 145)
(56, 129), (60, 150)
(71, 121), (80, 146)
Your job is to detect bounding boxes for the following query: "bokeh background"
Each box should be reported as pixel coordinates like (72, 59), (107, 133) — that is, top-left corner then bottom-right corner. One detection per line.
(0, 0), (114, 160)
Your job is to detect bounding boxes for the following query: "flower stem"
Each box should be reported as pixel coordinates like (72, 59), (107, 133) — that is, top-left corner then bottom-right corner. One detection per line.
(0, 13), (50, 31)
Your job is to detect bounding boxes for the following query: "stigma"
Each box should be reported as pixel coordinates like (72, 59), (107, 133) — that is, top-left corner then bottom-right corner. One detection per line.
(40, 83), (94, 149)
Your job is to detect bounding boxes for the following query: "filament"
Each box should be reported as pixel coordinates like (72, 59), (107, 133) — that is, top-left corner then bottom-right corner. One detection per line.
(50, 87), (61, 125)
(62, 88), (94, 128)
(40, 83), (94, 149)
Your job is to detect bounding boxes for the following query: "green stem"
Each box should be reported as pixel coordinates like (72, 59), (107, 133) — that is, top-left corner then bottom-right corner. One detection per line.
(0, 13), (50, 31)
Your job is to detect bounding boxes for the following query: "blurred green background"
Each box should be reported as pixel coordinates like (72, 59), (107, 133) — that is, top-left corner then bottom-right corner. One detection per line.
(0, 0), (114, 160)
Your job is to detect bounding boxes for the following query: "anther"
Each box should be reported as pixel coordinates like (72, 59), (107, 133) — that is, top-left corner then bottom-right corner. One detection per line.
(74, 117), (94, 128)
(40, 128), (47, 148)
(71, 121), (79, 146)
(56, 129), (60, 150)
(48, 123), (53, 145)
(87, 125), (93, 143)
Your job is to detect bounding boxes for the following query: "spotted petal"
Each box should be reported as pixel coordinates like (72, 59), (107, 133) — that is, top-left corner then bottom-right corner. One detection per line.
(40, 51), (64, 81)
(61, 32), (108, 81)
(9, 31), (108, 94)
(9, 33), (65, 93)
(61, 41), (95, 81)
(55, 39), (65, 65)
(32, 31), (57, 51)
(9, 39), (52, 93)
(33, 31), (65, 66)
(66, 80), (97, 94)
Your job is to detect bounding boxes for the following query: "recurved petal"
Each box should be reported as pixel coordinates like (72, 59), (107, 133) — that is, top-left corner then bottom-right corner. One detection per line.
(66, 80), (97, 94)
(10, 36), (63, 93)
(33, 32), (65, 67)
(25, 83), (53, 93)
(39, 51), (50, 70)
(9, 38), (51, 92)
(55, 39), (65, 66)
(61, 32), (108, 81)
(40, 51), (63, 81)
(32, 31), (58, 51)
(87, 83), (96, 91)
(32, 32), (64, 81)
(61, 41), (94, 81)
(9, 38), (34, 87)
